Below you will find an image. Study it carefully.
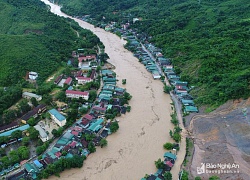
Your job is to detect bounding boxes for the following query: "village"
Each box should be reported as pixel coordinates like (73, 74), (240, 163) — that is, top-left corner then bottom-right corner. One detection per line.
(88, 17), (199, 180)
(1, 13), (198, 180)
(0, 46), (132, 179)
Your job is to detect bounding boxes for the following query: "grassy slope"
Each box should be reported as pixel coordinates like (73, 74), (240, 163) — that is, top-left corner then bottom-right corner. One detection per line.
(58, 0), (250, 108)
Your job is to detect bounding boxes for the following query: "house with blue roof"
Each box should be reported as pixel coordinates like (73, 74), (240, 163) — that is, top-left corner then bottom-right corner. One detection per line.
(48, 109), (66, 127)
(0, 124), (30, 137)
(33, 160), (43, 170)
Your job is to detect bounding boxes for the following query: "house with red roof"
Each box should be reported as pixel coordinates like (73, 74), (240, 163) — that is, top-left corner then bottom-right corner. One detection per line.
(92, 106), (106, 115)
(76, 77), (93, 85)
(55, 152), (62, 158)
(81, 119), (91, 128)
(69, 141), (77, 148)
(64, 77), (72, 86)
(66, 90), (89, 100)
(81, 139), (88, 148)
(164, 160), (174, 168)
(82, 114), (93, 121)
(71, 130), (79, 137)
(78, 55), (96, 68)
(75, 70), (83, 77)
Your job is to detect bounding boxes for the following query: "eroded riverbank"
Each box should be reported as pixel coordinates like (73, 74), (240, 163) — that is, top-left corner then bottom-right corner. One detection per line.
(41, 0), (185, 179)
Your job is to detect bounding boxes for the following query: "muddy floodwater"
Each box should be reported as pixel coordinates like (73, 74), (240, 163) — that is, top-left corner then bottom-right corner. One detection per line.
(41, 0), (186, 179)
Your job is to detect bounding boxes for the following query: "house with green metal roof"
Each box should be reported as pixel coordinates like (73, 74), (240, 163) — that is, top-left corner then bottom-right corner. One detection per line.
(65, 153), (74, 158)
(164, 152), (177, 161)
(181, 99), (195, 106)
(102, 85), (115, 91)
(104, 82), (116, 86)
(87, 118), (104, 132)
(48, 151), (57, 160)
(103, 77), (116, 82)
(184, 106), (199, 113)
(101, 70), (114, 76)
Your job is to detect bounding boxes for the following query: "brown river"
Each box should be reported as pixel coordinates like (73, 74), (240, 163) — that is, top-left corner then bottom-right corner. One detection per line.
(41, 0), (185, 179)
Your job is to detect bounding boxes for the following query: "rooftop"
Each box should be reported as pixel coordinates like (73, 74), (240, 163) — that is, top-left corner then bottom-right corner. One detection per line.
(34, 124), (48, 139)
(66, 90), (89, 96)
(164, 152), (177, 161)
(48, 109), (66, 122)
(0, 125), (30, 137)
(64, 77), (72, 85)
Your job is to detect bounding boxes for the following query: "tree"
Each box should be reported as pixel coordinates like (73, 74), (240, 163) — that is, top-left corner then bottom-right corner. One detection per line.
(30, 97), (38, 107)
(0, 148), (6, 157)
(9, 150), (20, 164)
(28, 127), (39, 140)
(126, 105), (131, 112)
(195, 177), (202, 180)
(155, 158), (164, 169)
(84, 134), (95, 142)
(27, 117), (36, 126)
(18, 100), (31, 113)
(64, 67), (71, 76)
(1, 156), (10, 168)
(17, 146), (29, 160)
(22, 137), (30, 146)
(163, 85), (172, 94)
(36, 146), (44, 155)
(52, 129), (60, 137)
(0, 136), (9, 145)
(62, 151), (67, 156)
(87, 142), (96, 153)
(181, 170), (189, 180)
(79, 107), (88, 115)
(173, 133), (181, 142)
(209, 176), (220, 180)
(110, 121), (119, 133)
(163, 142), (173, 150)
(88, 90), (97, 103)
(11, 130), (22, 139)
(3, 110), (17, 124)
(100, 138), (108, 148)
(163, 171), (172, 180)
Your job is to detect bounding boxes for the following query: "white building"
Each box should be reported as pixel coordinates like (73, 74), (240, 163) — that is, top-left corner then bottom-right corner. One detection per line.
(66, 90), (89, 100)
(76, 77), (93, 85)
(34, 124), (49, 142)
(29, 72), (38, 80)
(22, 92), (42, 101)
(48, 109), (66, 127)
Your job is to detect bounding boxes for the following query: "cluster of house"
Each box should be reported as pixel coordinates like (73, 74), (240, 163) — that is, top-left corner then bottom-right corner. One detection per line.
(165, 68), (199, 113)
(121, 29), (198, 113)
(141, 152), (177, 180)
(6, 66), (129, 179)
(53, 53), (99, 100)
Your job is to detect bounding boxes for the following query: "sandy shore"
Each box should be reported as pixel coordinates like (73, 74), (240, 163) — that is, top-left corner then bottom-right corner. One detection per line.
(41, 1), (185, 179)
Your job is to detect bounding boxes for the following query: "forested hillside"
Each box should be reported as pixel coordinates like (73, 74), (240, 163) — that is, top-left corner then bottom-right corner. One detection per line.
(0, 0), (100, 86)
(59, 0), (250, 108)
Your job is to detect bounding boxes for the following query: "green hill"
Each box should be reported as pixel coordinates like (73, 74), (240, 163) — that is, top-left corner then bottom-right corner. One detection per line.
(0, 0), (101, 86)
(58, 0), (250, 108)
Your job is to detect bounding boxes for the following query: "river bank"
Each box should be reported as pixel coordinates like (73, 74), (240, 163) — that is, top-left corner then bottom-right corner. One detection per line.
(41, 0), (185, 179)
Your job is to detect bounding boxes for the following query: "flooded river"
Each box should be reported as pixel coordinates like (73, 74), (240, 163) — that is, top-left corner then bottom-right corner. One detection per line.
(41, 0), (185, 179)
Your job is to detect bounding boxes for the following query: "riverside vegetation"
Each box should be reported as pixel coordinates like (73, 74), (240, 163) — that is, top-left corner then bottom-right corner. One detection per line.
(58, 0), (250, 109)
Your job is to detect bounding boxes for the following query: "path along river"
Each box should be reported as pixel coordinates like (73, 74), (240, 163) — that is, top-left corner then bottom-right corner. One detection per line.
(41, 0), (185, 179)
